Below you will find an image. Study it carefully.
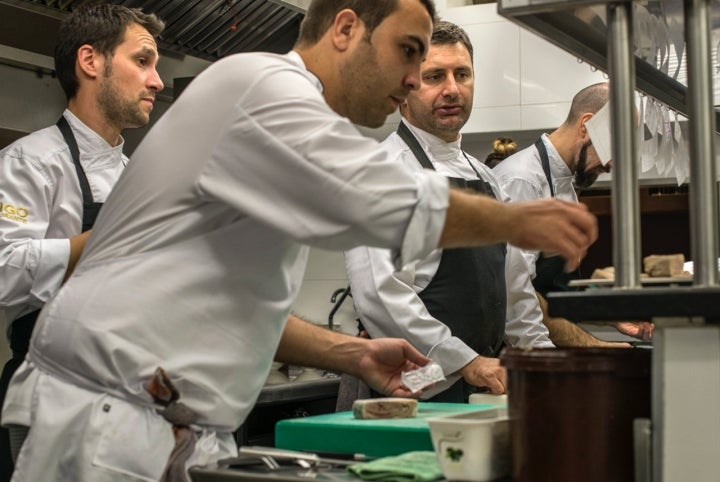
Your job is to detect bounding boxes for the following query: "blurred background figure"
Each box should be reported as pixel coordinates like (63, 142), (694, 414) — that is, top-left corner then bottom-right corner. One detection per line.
(484, 136), (517, 168)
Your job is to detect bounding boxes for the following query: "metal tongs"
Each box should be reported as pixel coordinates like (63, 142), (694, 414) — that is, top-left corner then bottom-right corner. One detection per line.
(235, 446), (357, 470)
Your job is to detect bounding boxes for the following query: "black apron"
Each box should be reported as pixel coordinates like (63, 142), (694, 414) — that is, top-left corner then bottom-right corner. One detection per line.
(397, 123), (507, 403)
(0, 117), (104, 480)
(532, 137), (580, 297)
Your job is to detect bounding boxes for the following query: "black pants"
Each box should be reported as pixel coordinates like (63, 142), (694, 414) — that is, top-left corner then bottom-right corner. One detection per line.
(0, 313), (36, 482)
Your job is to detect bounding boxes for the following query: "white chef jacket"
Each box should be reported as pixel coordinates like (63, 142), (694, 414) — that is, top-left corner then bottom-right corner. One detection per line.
(492, 133), (578, 278)
(6, 51), (450, 433)
(0, 110), (127, 335)
(492, 133), (577, 203)
(345, 121), (553, 396)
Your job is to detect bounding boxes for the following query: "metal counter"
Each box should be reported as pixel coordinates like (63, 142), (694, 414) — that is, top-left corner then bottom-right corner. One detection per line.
(236, 376), (340, 447)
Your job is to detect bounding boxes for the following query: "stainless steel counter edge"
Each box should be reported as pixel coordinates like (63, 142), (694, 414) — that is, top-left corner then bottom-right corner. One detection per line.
(257, 377), (340, 405)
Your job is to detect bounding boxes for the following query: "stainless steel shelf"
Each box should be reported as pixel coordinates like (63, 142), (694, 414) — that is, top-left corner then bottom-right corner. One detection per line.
(547, 285), (720, 322)
(497, 0), (720, 130)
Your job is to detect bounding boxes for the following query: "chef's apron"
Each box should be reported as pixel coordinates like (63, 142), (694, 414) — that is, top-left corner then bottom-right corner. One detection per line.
(0, 116), (103, 479)
(532, 137), (580, 297)
(397, 123), (507, 403)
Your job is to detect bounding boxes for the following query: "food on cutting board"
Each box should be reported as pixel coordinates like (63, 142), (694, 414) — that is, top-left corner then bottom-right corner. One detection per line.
(353, 398), (419, 419)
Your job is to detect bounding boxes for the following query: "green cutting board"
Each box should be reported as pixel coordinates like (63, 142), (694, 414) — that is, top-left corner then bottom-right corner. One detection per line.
(275, 402), (496, 458)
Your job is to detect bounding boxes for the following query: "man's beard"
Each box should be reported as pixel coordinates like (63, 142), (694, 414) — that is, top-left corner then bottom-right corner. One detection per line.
(97, 63), (149, 129)
(573, 141), (600, 189)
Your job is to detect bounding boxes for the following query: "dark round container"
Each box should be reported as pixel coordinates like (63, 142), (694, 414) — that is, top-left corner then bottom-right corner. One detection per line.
(500, 347), (651, 482)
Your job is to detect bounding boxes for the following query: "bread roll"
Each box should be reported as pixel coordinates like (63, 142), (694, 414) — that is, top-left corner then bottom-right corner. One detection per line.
(643, 254), (685, 277)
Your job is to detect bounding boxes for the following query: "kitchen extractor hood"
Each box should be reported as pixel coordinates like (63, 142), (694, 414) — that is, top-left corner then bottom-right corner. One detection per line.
(0, 0), (305, 62)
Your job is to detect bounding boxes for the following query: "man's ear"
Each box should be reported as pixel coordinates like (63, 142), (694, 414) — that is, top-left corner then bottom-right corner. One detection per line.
(579, 112), (594, 140)
(330, 9), (360, 52)
(76, 44), (101, 80)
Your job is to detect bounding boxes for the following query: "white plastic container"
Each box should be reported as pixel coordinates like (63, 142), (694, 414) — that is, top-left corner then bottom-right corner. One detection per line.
(468, 393), (508, 409)
(426, 409), (510, 482)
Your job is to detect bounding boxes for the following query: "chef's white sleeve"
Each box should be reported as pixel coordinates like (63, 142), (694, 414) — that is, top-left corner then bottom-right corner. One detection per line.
(0, 155), (70, 309)
(504, 244), (555, 348)
(345, 246), (477, 382)
(197, 92), (449, 269)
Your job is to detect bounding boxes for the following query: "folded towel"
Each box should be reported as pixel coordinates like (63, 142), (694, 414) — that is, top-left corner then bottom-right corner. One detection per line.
(347, 451), (443, 482)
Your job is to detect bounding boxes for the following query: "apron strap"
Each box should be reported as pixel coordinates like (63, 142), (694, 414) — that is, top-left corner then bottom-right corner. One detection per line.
(397, 121), (435, 170)
(56, 116), (95, 207)
(534, 136), (555, 198)
(397, 122), (487, 182)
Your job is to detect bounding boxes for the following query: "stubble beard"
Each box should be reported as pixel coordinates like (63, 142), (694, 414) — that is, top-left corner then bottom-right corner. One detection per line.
(97, 63), (150, 130)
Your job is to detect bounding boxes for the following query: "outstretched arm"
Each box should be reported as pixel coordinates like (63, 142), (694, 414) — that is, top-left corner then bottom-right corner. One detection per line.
(441, 190), (597, 272)
(276, 314), (431, 397)
(536, 292), (630, 348)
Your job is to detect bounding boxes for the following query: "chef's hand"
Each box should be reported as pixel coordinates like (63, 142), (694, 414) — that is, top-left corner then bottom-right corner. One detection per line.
(613, 321), (654, 341)
(357, 338), (431, 398)
(441, 193), (597, 273)
(504, 199), (598, 273)
(458, 356), (506, 394)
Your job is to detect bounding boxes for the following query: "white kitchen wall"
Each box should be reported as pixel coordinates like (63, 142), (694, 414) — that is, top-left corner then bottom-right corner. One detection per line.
(291, 249), (358, 335)
(441, 3), (608, 133)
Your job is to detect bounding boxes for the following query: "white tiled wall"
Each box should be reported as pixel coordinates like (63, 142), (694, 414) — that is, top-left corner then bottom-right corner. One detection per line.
(291, 249), (358, 335)
(440, 3), (607, 134)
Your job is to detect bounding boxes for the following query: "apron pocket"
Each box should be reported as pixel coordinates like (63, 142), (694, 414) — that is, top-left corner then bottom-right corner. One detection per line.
(91, 395), (175, 481)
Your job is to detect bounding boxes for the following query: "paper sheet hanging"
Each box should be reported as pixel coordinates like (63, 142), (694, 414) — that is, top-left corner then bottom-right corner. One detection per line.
(584, 101), (612, 166)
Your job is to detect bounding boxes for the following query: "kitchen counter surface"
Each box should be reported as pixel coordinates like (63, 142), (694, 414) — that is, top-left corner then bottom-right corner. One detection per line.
(190, 464), (512, 481)
(257, 375), (340, 405)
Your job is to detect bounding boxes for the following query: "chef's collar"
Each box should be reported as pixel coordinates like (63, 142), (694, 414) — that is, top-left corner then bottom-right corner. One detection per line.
(401, 118), (463, 163)
(540, 132), (573, 180)
(539, 133), (577, 203)
(62, 109), (125, 167)
(286, 50), (323, 93)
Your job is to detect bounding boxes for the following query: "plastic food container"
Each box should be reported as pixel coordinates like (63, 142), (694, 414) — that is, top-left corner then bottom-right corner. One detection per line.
(468, 393), (508, 408)
(427, 408), (510, 482)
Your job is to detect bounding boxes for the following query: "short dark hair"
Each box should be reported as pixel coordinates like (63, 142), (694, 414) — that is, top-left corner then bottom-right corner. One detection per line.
(564, 82), (609, 125)
(55, 3), (164, 100)
(431, 20), (473, 61)
(296, 0), (436, 47)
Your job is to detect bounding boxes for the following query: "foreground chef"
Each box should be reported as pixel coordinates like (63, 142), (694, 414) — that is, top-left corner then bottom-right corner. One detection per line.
(344, 20), (553, 403)
(3, 1), (597, 480)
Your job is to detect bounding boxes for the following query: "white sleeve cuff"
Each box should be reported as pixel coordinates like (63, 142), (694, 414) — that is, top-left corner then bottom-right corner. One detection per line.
(427, 336), (478, 376)
(31, 238), (70, 303)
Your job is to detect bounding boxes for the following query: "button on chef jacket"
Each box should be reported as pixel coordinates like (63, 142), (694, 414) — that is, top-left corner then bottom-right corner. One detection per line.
(15, 51), (450, 431)
(345, 121), (553, 397)
(0, 110), (127, 333)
